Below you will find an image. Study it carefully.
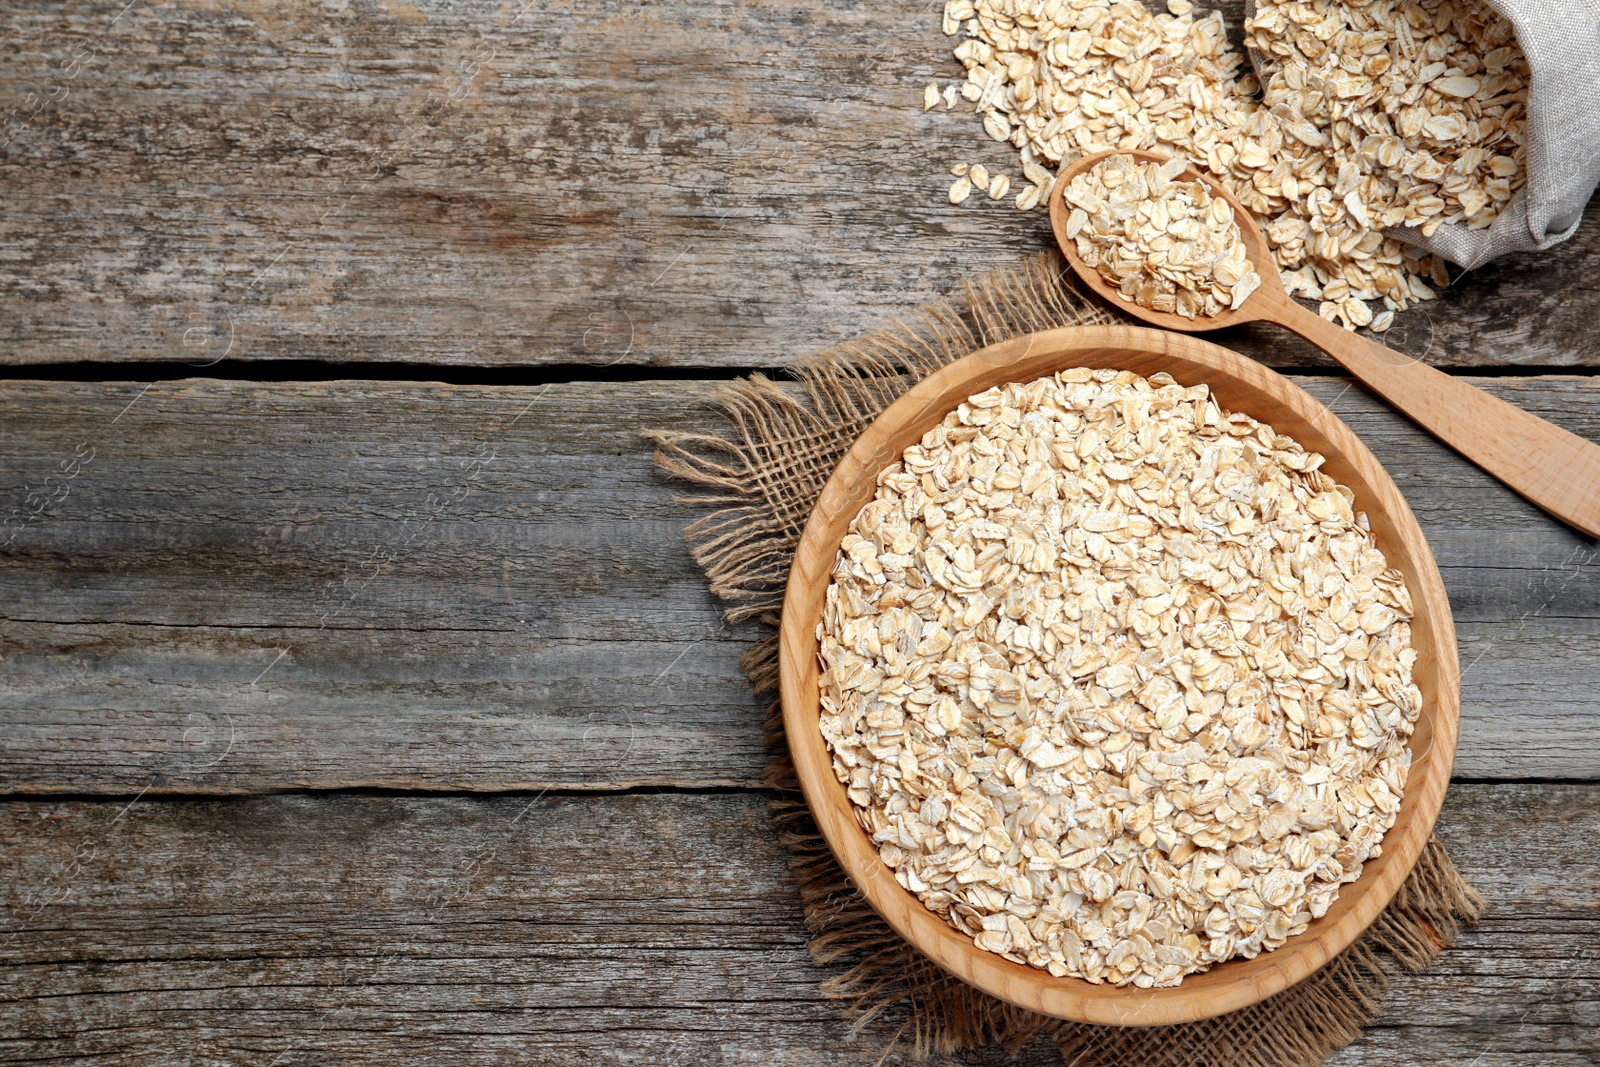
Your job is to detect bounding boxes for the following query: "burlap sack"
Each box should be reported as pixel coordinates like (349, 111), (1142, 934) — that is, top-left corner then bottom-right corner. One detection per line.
(649, 254), (1484, 1066)
(1245, 0), (1600, 270)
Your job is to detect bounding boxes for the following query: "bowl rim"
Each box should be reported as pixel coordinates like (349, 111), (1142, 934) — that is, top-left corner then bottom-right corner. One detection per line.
(776, 324), (1460, 1026)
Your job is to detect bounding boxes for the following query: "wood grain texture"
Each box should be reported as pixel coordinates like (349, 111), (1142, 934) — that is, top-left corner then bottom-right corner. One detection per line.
(1266, 301), (1600, 538)
(1, 377), (1596, 794)
(0, 0), (1595, 369)
(0, 785), (1595, 1065)
(2, 0), (1595, 1057)
(779, 327), (1459, 1025)
(0, 378), (773, 793)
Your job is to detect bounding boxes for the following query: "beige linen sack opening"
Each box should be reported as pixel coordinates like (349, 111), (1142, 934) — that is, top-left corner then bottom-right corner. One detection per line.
(1244, 0), (1600, 270)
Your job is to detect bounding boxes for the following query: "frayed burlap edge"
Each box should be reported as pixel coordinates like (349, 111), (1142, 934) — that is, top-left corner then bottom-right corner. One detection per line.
(647, 251), (1483, 1067)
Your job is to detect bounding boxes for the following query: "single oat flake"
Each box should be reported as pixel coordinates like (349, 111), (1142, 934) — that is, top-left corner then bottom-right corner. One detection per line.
(818, 369), (1421, 987)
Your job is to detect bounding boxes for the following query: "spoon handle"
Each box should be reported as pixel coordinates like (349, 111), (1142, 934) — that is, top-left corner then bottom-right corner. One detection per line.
(1270, 295), (1600, 537)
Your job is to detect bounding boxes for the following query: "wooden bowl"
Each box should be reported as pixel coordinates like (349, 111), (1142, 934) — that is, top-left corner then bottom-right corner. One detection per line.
(777, 325), (1459, 1027)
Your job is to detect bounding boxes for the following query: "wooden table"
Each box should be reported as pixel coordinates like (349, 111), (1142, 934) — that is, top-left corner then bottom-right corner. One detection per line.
(1, 2), (1596, 1063)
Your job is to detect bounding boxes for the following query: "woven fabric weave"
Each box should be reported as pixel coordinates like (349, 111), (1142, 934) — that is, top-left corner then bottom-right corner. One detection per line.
(648, 253), (1483, 1065)
(1460, 0), (1600, 265)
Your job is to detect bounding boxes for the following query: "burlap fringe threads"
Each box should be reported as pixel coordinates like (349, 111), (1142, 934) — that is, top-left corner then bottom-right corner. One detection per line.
(649, 252), (1483, 1067)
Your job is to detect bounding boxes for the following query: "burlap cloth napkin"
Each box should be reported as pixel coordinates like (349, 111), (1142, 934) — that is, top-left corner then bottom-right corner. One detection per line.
(648, 253), (1483, 1066)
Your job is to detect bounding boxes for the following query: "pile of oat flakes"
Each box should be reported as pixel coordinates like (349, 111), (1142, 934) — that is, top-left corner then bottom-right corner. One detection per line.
(927, 0), (1529, 331)
(818, 369), (1422, 986)
(1061, 152), (1263, 317)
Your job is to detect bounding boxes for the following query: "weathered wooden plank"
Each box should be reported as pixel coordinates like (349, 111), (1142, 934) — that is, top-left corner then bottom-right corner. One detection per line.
(0, 785), (1594, 1065)
(1, 377), (1597, 794)
(0, 378), (776, 793)
(0, 0), (1595, 369)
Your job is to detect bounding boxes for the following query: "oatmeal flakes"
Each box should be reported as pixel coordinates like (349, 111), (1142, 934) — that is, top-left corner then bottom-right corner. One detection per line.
(818, 368), (1421, 987)
(1066, 153), (1262, 318)
(931, 0), (1527, 331)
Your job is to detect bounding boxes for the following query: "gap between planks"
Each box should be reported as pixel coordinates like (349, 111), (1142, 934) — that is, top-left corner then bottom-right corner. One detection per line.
(2, 362), (1599, 388)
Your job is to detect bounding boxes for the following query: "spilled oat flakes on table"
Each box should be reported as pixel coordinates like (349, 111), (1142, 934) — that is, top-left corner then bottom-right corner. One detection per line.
(928, 0), (1527, 332)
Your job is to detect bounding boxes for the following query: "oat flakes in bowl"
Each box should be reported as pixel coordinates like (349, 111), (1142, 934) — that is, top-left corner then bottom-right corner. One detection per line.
(817, 366), (1422, 988)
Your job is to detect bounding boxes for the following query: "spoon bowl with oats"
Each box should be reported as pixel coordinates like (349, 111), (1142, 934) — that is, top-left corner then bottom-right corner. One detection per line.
(1049, 149), (1600, 538)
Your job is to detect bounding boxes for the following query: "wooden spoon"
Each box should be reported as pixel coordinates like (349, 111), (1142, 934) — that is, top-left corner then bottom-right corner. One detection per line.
(1049, 149), (1600, 538)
